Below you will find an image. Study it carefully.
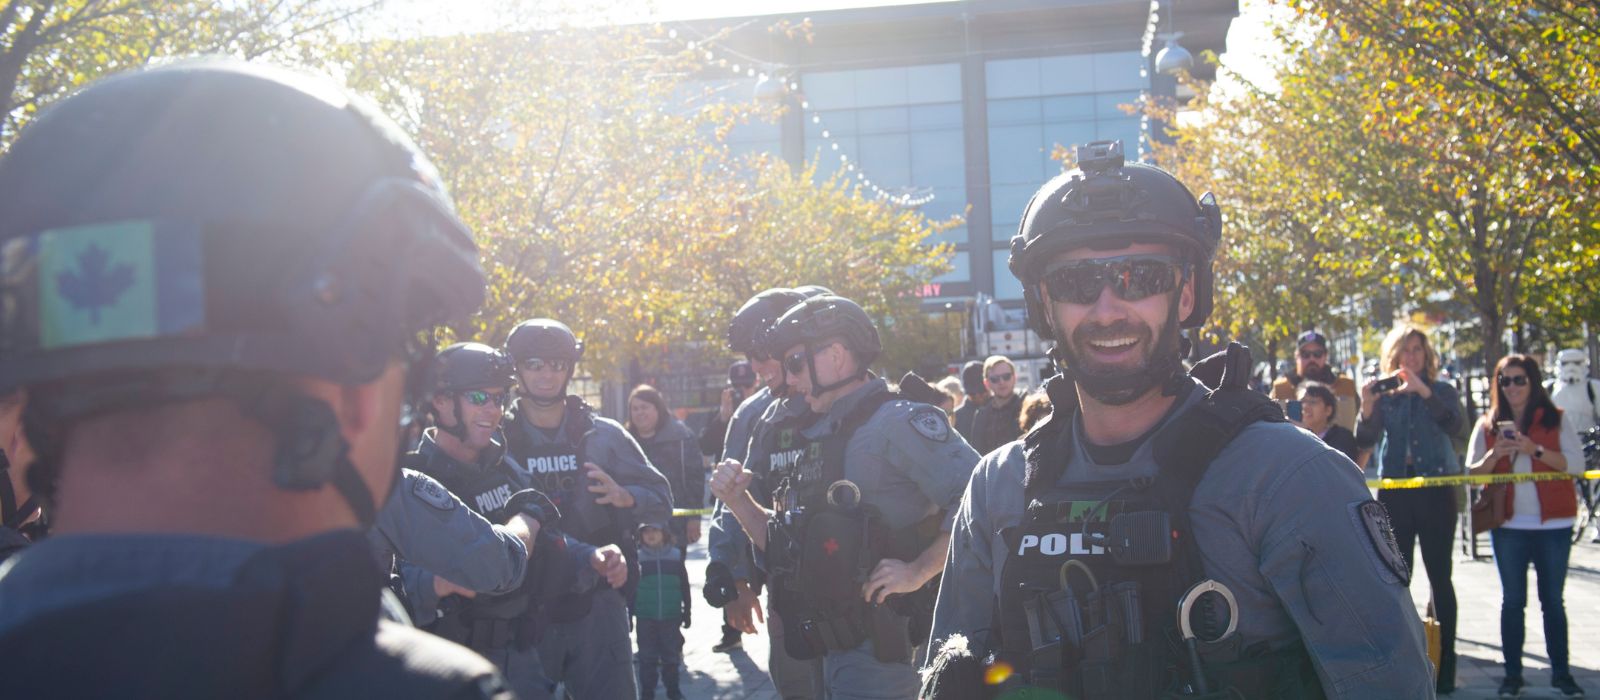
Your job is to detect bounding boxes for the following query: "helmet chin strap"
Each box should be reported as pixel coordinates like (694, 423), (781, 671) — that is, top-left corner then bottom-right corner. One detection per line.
(1048, 293), (1187, 406)
(431, 394), (470, 443)
(806, 342), (868, 399)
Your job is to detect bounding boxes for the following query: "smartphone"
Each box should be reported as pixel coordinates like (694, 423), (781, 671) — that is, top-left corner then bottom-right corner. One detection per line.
(1372, 376), (1402, 393)
(1285, 400), (1303, 422)
(1496, 420), (1517, 440)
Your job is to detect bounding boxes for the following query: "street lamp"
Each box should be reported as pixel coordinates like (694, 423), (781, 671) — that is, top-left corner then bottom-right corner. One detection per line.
(1155, 33), (1193, 75)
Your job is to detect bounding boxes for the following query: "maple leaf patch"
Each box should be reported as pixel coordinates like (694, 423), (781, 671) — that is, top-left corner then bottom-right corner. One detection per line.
(55, 243), (135, 325)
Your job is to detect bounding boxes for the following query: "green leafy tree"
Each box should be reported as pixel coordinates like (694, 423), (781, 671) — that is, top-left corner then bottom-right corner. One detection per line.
(1, 0), (374, 149)
(338, 24), (953, 382)
(1152, 7), (1599, 366)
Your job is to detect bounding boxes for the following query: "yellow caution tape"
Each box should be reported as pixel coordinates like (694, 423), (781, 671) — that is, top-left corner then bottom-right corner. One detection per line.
(671, 507), (716, 517)
(1366, 470), (1600, 489)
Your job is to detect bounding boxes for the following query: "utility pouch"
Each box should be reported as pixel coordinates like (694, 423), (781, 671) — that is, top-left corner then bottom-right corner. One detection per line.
(1023, 586), (1085, 676)
(869, 603), (913, 664)
(798, 508), (871, 607)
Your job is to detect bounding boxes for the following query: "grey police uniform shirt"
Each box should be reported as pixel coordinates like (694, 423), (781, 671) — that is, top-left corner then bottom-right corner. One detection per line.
(929, 377), (1435, 699)
(708, 387), (776, 581)
(506, 407), (673, 542)
(369, 468), (530, 625)
(798, 378), (978, 534)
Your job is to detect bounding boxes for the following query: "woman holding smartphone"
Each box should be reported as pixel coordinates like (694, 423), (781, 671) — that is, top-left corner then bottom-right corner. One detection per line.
(1467, 355), (1586, 698)
(1355, 323), (1464, 694)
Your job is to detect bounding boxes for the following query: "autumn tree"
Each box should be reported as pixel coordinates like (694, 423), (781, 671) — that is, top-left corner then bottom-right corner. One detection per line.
(1152, 5), (1599, 366)
(0, 0), (375, 150)
(338, 24), (954, 384)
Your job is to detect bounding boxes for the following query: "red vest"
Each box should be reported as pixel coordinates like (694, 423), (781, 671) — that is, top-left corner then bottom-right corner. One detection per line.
(1483, 408), (1577, 522)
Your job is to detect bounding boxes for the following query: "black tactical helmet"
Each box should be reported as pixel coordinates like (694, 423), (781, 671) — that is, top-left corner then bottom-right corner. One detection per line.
(792, 284), (834, 298)
(430, 343), (515, 394)
(0, 60), (482, 394)
(0, 61), (484, 525)
(1008, 140), (1221, 338)
(765, 295), (882, 369)
(726, 288), (805, 355)
(505, 319), (584, 363)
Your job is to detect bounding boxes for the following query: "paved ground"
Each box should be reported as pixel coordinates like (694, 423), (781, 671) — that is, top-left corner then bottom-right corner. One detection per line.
(662, 515), (1600, 699)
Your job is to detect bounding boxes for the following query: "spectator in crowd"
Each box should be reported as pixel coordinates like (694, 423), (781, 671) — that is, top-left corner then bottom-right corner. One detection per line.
(1466, 354), (1587, 698)
(1272, 330), (1361, 431)
(629, 385), (703, 549)
(699, 361), (758, 460)
(953, 360), (987, 445)
(632, 522), (689, 700)
(1296, 381), (1360, 463)
(1356, 323), (1465, 695)
(1018, 389), (1051, 435)
(971, 355), (1023, 454)
(936, 376), (964, 422)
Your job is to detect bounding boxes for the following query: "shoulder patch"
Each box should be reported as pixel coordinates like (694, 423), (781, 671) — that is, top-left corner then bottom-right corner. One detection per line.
(411, 474), (458, 512)
(909, 406), (951, 443)
(1354, 500), (1409, 586)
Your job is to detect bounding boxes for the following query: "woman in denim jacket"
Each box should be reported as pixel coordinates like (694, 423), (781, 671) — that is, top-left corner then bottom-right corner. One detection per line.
(1356, 323), (1464, 694)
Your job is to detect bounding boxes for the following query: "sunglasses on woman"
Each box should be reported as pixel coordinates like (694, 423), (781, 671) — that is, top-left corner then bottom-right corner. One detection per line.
(460, 389), (509, 407)
(1041, 255), (1185, 305)
(1497, 375), (1529, 387)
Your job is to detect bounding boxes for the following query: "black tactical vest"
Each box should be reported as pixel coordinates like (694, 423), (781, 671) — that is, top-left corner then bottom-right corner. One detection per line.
(503, 396), (641, 611)
(993, 344), (1322, 700)
(762, 385), (940, 664)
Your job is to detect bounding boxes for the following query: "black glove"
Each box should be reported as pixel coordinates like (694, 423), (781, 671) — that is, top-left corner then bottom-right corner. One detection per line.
(682, 611), (692, 629)
(703, 561), (738, 608)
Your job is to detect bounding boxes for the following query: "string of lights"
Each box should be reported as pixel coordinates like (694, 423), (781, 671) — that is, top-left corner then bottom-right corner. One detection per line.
(658, 26), (937, 208)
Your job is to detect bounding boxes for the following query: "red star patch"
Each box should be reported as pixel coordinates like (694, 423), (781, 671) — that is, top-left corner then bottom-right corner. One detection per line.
(823, 537), (840, 556)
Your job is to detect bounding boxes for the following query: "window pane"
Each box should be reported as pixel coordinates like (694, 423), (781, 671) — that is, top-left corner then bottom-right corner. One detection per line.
(1039, 54), (1095, 95)
(935, 251), (970, 283)
(1095, 91), (1140, 119)
(1093, 51), (1147, 92)
(1040, 95), (1095, 121)
(910, 130), (965, 189)
(907, 64), (962, 103)
(854, 67), (910, 108)
(857, 133), (912, 187)
(986, 57), (1040, 99)
(989, 183), (1037, 231)
(856, 106), (909, 134)
(987, 124), (1046, 185)
(909, 103), (963, 130)
(987, 98), (1039, 127)
(803, 71), (855, 109)
(993, 249), (1024, 300)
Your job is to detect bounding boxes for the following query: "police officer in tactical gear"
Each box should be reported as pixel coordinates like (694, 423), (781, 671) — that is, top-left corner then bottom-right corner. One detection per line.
(502, 318), (672, 700)
(712, 294), (979, 700)
(392, 341), (611, 700)
(708, 286), (833, 698)
(0, 61), (511, 698)
(372, 343), (540, 609)
(925, 141), (1434, 699)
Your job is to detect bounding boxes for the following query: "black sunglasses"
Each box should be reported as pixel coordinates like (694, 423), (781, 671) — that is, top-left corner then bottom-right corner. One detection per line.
(987, 372), (1013, 383)
(1298, 349), (1327, 360)
(461, 389), (509, 407)
(1041, 255), (1185, 305)
(520, 358), (570, 373)
(1497, 375), (1530, 387)
(784, 343), (835, 377)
